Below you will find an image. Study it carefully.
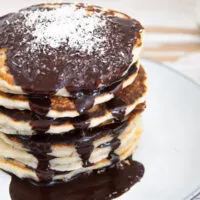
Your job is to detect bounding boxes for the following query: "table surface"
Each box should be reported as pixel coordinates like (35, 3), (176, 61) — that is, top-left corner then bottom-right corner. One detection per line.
(143, 27), (200, 62)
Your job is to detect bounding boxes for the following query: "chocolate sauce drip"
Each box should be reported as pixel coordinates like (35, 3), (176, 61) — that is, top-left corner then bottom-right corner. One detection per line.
(103, 79), (122, 96)
(22, 134), (52, 153)
(74, 94), (95, 114)
(108, 138), (121, 163)
(71, 115), (90, 130)
(109, 152), (120, 164)
(106, 97), (127, 119)
(75, 136), (94, 167)
(11, 118), (128, 153)
(99, 137), (121, 164)
(30, 141), (54, 182)
(20, 133), (54, 182)
(13, 119), (128, 172)
(9, 158), (144, 200)
(35, 154), (54, 182)
(28, 95), (51, 116)
(31, 118), (53, 133)
(28, 62), (137, 118)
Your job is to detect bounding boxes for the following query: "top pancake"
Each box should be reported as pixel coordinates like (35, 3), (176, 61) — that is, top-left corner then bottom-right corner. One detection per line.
(0, 3), (143, 96)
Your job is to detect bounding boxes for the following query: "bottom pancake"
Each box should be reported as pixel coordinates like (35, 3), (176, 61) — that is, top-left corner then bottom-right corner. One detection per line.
(9, 158), (144, 200)
(0, 113), (143, 182)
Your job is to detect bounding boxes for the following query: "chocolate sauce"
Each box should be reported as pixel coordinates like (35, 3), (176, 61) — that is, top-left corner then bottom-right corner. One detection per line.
(31, 118), (53, 133)
(109, 152), (120, 164)
(75, 136), (94, 167)
(106, 97), (127, 119)
(23, 134), (54, 182)
(9, 157), (145, 200)
(73, 114), (123, 167)
(102, 79), (122, 96)
(100, 137), (121, 164)
(71, 114), (90, 130)
(22, 134), (52, 154)
(28, 95), (51, 116)
(35, 154), (54, 182)
(0, 105), (91, 132)
(74, 94), (95, 114)
(10, 115), (140, 182)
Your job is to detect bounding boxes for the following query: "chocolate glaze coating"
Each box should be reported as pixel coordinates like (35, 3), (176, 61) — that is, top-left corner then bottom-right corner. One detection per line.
(0, 3), (143, 95)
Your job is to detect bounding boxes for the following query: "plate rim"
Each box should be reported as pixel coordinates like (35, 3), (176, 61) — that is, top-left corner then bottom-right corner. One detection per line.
(142, 58), (200, 90)
(142, 58), (200, 200)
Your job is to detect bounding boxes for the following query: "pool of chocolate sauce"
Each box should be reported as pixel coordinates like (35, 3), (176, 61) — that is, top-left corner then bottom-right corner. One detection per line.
(9, 157), (144, 200)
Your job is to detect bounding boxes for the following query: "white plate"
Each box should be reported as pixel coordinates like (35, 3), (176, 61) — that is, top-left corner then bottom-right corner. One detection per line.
(1, 59), (200, 200)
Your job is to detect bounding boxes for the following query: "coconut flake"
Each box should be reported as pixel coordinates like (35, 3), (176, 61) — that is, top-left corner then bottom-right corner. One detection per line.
(21, 4), (107, 54)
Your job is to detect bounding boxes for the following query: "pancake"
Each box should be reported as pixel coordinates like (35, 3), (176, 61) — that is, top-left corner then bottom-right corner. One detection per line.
(0, 107), (143, 156)
(0, 115), (141, 171)
(0, 62), (140, 118)
(0, 112), (143, 182)
(0, 67), (147, 135)
(0, 3), (144, 97)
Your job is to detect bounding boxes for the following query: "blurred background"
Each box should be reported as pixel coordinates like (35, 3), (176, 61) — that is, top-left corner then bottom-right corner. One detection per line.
(0, 0), (200, 82)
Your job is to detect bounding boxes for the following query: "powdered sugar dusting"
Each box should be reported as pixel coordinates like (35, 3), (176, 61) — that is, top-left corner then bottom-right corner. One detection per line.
(21, 4), (107, 54)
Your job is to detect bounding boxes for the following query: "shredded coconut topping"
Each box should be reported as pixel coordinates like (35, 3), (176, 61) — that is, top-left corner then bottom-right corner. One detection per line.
(21, 4), (107, 54)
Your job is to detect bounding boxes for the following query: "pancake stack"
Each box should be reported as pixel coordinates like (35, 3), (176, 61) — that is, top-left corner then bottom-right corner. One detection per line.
(0, 3), (147, 183)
